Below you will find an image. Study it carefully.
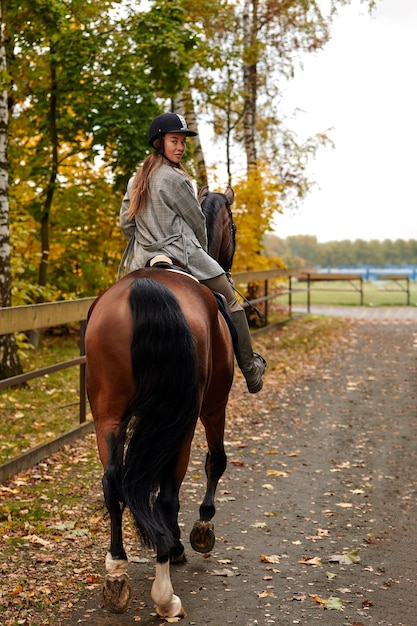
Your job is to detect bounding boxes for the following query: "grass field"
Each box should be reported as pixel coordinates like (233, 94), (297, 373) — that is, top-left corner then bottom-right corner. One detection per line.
(277, 278), (417, 308)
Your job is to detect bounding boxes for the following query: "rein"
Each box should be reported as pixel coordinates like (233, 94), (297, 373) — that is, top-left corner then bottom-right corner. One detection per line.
(228, 277), (264, 320)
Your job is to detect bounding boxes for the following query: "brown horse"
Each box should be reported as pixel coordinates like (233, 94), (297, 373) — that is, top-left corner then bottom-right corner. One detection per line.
(85, 188), (235, 618)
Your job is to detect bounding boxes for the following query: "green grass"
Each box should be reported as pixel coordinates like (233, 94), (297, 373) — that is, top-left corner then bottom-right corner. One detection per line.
(279, 279), (417, 307)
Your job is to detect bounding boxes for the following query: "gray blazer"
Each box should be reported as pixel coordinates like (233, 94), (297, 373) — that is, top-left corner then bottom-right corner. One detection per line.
(120, 163), (223, 280)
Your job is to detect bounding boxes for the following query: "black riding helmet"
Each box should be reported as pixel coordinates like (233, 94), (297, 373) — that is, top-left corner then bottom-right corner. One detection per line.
(148, 113), (197, 154)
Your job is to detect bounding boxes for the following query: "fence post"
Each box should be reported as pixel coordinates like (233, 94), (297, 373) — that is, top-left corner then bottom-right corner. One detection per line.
(360, 277), (364, 306)
(79, 320), (87, 424)
(264, 279), (268, 326)
(307, 273), (311, 313)
(288, 275), (292, 315)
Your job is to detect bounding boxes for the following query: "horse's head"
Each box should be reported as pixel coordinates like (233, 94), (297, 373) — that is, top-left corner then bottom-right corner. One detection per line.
(200, 187), (236, 274)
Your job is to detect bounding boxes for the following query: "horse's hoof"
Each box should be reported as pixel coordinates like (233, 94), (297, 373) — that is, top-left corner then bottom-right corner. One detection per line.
(190, 520), (215, 553)
(102, 573), (131, 613)
(170, 547), (187, 564)
(155, 595), (187, 619)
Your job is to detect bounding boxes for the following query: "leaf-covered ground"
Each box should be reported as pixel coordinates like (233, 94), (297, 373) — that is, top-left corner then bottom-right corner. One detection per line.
(0, 332), (81, 464)
(1, 316), (417, 626)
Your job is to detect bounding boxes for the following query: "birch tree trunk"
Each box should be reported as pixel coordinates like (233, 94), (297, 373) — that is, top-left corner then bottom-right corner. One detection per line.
(242, 0), (258, 171)
(0, 7), (23, 379)
(173, 89), (208, 188)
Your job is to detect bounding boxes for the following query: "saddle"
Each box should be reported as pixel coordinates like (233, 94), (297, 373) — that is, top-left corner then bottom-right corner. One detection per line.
(148, 255), (238, 346)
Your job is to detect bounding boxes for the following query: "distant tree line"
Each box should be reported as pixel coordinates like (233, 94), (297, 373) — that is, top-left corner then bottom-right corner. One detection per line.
(264, 235), (417, 268)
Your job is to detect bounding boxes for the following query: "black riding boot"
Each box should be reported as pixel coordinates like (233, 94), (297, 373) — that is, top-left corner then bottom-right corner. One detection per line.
(230, 310), (266, 393)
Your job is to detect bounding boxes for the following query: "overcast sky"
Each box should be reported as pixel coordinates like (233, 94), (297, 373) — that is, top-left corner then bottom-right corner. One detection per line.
(267, 0), (417, 242)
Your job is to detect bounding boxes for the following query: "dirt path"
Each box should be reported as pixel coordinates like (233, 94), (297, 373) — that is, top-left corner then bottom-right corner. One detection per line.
(55, 319), (417, 626)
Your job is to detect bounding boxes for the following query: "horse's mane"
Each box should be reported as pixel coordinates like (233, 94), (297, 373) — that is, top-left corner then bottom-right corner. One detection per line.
(201, 192), (228, 232)
(200, 190), (236, 274)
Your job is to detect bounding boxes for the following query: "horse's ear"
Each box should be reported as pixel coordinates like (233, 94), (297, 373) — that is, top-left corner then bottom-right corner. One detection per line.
(198, 185), (209, 202)
(224, 186), (234, 205)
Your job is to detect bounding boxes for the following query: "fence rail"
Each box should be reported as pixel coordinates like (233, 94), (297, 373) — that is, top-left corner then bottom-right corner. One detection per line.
(298, 272), (365, 308)
(0, 266), (412, 482)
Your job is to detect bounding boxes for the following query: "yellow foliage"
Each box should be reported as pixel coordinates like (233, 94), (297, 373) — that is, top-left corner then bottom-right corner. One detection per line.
(231, 162), (286, 272)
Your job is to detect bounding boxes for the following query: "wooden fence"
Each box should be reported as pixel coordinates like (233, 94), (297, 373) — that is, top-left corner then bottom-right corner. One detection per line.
(298, 272), (365, 308)
(298, 272), (411, 309)
(0, 267), (310, 483)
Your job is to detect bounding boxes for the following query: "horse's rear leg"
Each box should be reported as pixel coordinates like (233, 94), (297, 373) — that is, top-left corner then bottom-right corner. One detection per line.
(150, 461), (190, 618)
(190, 411), (227, 554)
(99, 431), (131, 613)
(151, 559), (187, 619)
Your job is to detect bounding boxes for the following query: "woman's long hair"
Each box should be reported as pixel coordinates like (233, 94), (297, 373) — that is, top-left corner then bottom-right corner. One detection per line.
(128, 143), (192, 219)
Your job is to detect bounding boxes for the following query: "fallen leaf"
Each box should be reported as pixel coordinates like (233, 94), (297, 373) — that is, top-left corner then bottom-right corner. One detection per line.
(266, 470), (288, 477)
(50, 522), (75, 532)
(25, 534), (51, 547)
(310, 593), (326, 605)
(326, 596), (344, 610)
(298, 556), (321, 566)
(309, 594), (343, 610)
(328, 550), (360, 565)
(85, 574), (100, 584)
(211, 568), (237, 577)
(129, 556), (150, 563)
(292, 592), (307, 601)
(260, 554), (280, 564)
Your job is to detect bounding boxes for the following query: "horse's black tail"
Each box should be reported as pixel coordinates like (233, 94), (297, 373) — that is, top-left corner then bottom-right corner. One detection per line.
(118, 277), (199, 555)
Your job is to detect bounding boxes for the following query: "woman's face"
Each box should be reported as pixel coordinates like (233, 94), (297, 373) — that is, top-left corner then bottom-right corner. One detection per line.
(163, 132), (187, 164)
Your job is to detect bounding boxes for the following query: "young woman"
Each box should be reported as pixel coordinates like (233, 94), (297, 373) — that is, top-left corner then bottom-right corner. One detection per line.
(119, 112), (266, 393)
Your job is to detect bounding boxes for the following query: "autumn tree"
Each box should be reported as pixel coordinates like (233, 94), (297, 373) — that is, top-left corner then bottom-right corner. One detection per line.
(176, 0), (376, 273)
(5, 0), (129, 295)
(3, 0), (379, 308)
(5, 0), (198, 298)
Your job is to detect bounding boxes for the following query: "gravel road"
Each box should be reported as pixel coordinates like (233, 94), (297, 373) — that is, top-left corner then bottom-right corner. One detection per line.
(57, 318), (417, 626)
